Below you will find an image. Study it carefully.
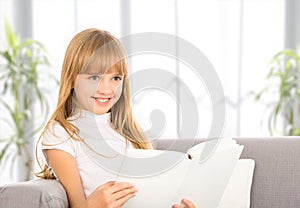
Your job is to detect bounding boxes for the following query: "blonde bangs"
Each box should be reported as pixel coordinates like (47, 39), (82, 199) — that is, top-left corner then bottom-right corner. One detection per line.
(80, 38), (128, 77)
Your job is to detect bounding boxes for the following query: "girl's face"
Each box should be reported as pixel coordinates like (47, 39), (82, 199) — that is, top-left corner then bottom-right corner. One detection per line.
(73, 67), (123, 115)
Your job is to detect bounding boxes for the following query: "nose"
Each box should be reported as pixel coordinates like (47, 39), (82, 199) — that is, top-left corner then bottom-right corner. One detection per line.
(97, 77), (112, 94)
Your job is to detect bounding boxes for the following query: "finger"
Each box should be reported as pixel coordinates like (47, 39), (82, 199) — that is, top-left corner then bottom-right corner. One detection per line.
(181, 198), (196, 208)
(109, 182), (135, 194)
(100, 181), (115, 188)
(113, 192), (137, 208)
(172, 204), (184, 208)
(113, 185), (138, 200)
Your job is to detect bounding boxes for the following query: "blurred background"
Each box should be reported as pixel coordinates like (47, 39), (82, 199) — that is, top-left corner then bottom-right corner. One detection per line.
(0, 0), (299, 184)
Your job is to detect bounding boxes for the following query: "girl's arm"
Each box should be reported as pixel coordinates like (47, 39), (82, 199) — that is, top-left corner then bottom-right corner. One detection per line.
(45, 149), (137, 208)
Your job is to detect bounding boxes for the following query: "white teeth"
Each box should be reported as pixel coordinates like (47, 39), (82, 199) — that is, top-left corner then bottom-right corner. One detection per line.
(97, 98), (109, 103)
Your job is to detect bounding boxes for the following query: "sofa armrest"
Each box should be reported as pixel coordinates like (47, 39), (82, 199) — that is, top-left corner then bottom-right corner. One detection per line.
(0, 179), (68, 208)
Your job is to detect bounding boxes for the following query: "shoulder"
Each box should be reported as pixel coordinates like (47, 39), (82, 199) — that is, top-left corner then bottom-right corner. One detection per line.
(43, 120), (78, 145)
(42, 120), (80, 157)
(45, 120), (69, 138)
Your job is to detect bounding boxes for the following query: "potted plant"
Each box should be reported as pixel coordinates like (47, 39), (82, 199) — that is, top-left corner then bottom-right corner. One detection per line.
(0, 20), (54, 181)
(255, 47), (300, 136)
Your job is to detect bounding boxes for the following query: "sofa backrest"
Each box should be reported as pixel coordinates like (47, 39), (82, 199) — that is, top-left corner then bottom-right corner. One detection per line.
(154, 137), (300, 208)
(1, 137), (299, 208)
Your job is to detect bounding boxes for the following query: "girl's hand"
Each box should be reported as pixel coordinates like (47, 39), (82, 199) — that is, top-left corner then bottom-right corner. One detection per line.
(172, 198), (196, 208)
(84, 181), (138, 208)
(46, 149), (137, 208)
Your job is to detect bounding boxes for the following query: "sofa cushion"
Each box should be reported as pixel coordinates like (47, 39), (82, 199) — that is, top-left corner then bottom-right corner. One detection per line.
(0, 179), (68, 208)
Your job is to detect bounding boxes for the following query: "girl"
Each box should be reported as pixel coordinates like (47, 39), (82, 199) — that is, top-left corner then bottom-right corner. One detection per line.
(37, 28), (195, 208)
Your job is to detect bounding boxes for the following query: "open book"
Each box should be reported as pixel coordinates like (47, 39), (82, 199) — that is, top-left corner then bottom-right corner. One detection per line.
(116, 138), (244, 208)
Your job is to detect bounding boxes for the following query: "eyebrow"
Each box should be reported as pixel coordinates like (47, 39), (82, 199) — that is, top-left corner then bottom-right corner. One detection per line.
(83, 72), (123, 76)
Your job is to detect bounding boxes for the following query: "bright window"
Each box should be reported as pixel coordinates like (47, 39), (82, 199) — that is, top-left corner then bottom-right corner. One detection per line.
(0, 0), (286, 184)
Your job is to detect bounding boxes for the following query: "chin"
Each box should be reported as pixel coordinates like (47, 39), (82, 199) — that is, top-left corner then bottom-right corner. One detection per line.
(93, 109), (110, 115)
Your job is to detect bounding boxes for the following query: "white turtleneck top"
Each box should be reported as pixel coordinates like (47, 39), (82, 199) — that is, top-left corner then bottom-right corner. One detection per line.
(42, 110), (134, 197)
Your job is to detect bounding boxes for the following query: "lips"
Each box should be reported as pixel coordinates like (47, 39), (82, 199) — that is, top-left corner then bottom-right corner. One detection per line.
(97, 98), (109, 103)
(92, 97), (112, 105)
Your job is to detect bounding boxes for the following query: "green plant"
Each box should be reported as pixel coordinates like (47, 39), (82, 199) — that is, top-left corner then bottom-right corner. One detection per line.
(255, 47), (300, 135)
(0, 20), (53, 180)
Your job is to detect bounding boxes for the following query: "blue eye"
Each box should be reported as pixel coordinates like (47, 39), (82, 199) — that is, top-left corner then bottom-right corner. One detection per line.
(89, 75), (100, 81)
(112, 76), (122, 81)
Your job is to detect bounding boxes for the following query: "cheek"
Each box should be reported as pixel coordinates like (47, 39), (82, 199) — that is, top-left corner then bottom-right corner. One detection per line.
(114, 83), (123, 100)
(77, 82), (97, 94)
(74, 83), (96, 103)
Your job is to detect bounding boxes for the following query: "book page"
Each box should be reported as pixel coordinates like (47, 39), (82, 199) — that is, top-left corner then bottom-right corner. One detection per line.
(174, 139), (244, 207)
(118, 149), (190, 207)
(116, 138), (243, 208)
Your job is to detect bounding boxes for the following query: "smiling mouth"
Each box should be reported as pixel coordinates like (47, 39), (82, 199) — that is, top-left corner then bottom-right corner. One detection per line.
(92, 97), (112, 104)
(97, 98), (110, 103)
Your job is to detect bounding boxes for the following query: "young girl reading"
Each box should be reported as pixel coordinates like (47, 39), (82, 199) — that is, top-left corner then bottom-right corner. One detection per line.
(37, 28), (195, 208)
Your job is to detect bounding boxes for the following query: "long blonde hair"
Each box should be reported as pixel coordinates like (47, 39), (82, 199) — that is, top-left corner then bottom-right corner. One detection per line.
(36, 28), (152, 178)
